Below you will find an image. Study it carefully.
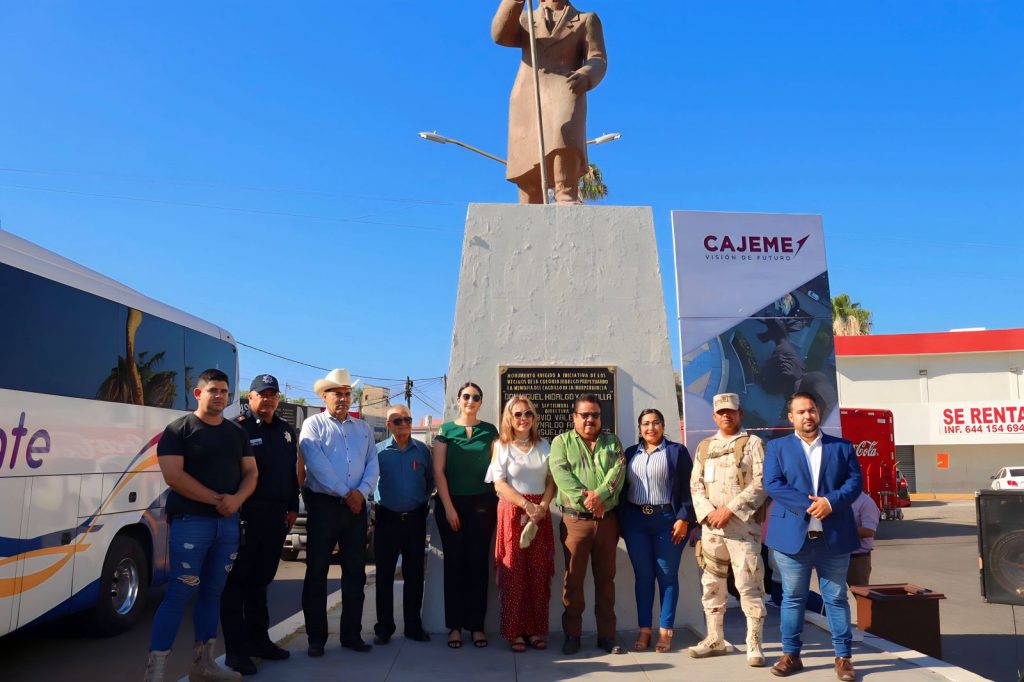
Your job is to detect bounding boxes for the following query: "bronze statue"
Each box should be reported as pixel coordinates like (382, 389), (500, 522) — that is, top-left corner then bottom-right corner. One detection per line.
(492, 0), (607, 204)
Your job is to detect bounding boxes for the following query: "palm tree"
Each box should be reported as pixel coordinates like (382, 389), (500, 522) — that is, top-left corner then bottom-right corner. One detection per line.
(579, 163), (608, 202)
(832, 294), (872, 336)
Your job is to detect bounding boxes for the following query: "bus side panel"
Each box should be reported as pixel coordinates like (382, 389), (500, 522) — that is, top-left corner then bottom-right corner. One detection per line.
(0, 478), (28, 636)
(17, 474), (80, 629)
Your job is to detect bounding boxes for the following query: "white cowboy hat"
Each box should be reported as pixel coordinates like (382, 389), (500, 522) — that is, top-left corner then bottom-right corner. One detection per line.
(314, 368), (353, 394)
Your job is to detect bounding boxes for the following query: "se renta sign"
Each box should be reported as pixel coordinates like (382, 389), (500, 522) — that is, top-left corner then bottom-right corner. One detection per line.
(931, 401), (1024, 441)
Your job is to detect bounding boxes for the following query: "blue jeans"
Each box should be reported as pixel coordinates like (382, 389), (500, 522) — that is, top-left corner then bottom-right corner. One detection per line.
(773, 538), (852, 658)
(150, 513), (240, 651)
(620, 505), (684, 629)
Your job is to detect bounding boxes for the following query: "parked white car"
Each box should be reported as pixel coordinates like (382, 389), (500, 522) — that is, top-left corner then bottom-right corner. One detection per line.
(990, 466), (1024, 490)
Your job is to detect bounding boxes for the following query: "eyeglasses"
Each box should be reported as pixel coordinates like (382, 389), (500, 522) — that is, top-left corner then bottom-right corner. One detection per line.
(513, 410), (534, 419)
(640, 420), (663, 428)
(575, 411), (601, 420)
(461, 393), (482, 403)
(389, 417), (413, 426)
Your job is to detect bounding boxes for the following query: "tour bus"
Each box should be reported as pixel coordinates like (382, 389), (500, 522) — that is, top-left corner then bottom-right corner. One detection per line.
(0, 231), (238, 637)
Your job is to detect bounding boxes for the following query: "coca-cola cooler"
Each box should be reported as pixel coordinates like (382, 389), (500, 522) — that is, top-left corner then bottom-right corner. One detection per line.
(840, 408), (903, 520)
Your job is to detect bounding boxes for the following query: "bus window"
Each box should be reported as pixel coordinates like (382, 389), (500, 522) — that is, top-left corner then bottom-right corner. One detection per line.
(108, 306), (186, 410)
(185, 329), (237, 409)
(0, 263), (120, 400)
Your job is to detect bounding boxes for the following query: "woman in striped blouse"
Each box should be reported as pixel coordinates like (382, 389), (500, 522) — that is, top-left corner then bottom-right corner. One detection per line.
(620, 408), (695, 653)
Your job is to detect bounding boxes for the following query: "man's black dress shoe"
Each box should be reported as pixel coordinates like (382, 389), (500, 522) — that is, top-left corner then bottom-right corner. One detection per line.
(405, 629), (431, 642)
(562, 636), (581, 655)
(597, 637), (625, 655)
(250, 641), (290, 660)
(341, 639), (372, 653)
(307, 643), (325, 657)
(373, 633), (391, 645)
(225, 653), (257, 674)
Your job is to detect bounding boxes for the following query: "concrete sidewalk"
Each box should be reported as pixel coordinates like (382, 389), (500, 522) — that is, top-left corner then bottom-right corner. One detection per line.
(187, 584), (987, 682)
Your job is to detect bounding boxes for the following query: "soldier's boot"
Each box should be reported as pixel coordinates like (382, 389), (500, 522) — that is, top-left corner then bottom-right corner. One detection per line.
(687, 613), (729, 658)
(188, 640), (241, 682)
(746, 616), (766, 667)
(143, 650), (169, 682)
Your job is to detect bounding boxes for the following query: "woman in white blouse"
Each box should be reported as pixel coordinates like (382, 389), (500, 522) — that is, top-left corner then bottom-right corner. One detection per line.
(485, 395), (556, 652)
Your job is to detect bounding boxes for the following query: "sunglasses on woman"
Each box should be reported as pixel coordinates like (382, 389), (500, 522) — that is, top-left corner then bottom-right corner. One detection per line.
(513, 410), (534, 419)
(461, 393), (482, 402)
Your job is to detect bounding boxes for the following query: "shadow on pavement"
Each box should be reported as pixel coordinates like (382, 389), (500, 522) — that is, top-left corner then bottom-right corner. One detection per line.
(941, 633), (1023, 682)
(876, 520), (976, 541)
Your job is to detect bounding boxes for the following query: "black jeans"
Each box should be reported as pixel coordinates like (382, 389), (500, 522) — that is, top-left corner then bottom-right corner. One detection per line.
(435, 493), (497, 632)
(373, 504), (428, 638)
(302, 490), (368, 645)
(220, 506), (289, 654)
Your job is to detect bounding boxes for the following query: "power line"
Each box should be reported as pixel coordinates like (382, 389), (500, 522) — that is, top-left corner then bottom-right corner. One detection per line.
(236, 340), (444, 384)
(0, 182), (457, 233)
(411, 387), (442, 414)
(0, 166), (454, 207)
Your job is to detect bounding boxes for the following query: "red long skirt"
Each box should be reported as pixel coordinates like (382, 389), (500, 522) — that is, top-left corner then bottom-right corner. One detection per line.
(494, 495), (554, 641)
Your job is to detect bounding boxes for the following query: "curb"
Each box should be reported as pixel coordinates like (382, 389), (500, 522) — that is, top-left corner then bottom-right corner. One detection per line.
(803, 611), (987, 681)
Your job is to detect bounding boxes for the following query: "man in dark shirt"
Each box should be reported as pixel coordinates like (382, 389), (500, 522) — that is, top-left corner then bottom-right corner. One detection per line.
(372, 405), (433, 645)
(145, 369), (258, 682)
(221, 374), (301, 675)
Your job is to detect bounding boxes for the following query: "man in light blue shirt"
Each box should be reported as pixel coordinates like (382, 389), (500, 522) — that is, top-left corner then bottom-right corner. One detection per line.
(300, 369), (379, 657)
(372, 404), (434, 645)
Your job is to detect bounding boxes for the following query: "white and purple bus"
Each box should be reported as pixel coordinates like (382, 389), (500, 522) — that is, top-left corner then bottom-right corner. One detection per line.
(0, 231), (238, 636)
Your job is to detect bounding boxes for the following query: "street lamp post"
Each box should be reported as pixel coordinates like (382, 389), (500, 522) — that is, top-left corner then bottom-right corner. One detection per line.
(417, 131), (621, 166)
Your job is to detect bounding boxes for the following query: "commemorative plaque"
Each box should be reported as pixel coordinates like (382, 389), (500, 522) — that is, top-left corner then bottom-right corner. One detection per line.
(498, 365), (617, 440)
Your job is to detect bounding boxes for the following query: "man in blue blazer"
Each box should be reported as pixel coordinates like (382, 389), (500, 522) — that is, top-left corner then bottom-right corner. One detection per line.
(764, 392), (862, 681)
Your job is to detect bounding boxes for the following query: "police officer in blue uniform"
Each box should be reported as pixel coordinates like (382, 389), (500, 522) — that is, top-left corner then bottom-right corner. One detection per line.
(222, 375), (300, 675)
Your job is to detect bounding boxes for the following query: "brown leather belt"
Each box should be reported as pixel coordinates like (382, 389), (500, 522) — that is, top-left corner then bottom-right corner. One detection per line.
(560, 506), (596, 520)
(807, 531), (824, 540)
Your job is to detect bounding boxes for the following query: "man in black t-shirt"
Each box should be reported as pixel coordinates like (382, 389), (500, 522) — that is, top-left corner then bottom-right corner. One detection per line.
(221, 374), (300, 675)
(144, 369), (257, 682)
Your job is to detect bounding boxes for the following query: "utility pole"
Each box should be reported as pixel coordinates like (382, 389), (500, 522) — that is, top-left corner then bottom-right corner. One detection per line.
(405, 376), (413, 408)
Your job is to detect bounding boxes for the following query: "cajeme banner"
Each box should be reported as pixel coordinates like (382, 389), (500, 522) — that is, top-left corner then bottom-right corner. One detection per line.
(672, 211), (841, 452)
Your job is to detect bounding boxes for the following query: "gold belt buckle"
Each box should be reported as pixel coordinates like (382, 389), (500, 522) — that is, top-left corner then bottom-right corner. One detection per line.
(642, 504), (654, 515)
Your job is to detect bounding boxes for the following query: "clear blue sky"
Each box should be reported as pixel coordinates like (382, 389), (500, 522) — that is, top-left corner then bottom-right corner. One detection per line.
(2, 2), (1021, 417)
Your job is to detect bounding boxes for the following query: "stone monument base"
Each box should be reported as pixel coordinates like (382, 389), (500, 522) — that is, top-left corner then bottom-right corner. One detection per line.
(422, 204), (702, 636)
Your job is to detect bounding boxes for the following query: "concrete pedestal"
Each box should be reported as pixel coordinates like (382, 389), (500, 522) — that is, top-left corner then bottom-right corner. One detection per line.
(421, 204), (703, 638)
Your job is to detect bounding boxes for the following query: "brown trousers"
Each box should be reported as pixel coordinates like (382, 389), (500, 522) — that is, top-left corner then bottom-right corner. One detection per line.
(847, 553), (872, 586)
(560, 511), (619, 638)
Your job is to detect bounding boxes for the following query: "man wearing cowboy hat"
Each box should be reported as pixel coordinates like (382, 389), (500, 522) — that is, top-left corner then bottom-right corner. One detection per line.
(300, 368), (380, 657)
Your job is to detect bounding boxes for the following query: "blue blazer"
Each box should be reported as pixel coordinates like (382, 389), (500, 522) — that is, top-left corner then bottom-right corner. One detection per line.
(622, 439), (695, 524)
(764, 433), (862, 555)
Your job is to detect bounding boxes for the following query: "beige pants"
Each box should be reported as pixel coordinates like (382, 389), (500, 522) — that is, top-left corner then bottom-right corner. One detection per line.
(699, 533), (766, 618)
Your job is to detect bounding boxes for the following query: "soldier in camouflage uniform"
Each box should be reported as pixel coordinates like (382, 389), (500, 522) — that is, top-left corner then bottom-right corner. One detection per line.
(687, 393), (768, 666)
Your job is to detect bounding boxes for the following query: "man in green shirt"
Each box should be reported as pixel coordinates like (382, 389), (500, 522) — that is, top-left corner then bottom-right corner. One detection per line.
(550, 393), (626, 655)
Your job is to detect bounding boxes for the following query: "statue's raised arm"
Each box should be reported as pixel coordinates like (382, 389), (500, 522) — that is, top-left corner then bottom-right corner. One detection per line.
(492, 0), (607, 204)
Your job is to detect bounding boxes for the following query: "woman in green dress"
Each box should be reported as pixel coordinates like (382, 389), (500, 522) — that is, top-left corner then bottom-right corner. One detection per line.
(433, 381), (499, 649)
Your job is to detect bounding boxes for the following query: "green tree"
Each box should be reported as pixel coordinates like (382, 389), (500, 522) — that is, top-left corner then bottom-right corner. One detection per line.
(832, 294), (872, 336)
(579, 163), (608, 202)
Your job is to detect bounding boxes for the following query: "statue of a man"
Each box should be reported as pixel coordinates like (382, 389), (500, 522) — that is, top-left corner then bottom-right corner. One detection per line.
(492, 0), (607, 204)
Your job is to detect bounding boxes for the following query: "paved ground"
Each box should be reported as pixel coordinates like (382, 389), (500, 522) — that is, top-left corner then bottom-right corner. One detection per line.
(867, 499), (1022, 682)
(0, 556), (317, 682)
(186, 589), (967, 682)
(4, 500), (1018, 681)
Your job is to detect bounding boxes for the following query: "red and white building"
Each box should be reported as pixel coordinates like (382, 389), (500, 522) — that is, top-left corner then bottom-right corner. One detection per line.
(836, 328), (1024, 494)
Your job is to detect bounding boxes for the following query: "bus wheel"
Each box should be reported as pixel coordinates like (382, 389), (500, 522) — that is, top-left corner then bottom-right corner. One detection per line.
(92, 535), (149, 635)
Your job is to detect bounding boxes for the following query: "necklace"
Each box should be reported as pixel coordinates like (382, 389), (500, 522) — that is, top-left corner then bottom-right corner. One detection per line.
(513, 437), (531, 448)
